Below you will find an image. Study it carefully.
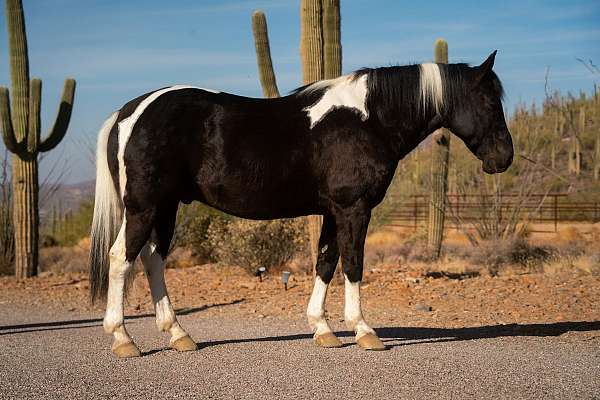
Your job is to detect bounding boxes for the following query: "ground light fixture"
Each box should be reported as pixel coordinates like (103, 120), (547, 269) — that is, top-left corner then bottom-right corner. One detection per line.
(281, 271), (291, 290)
(256, 266), (266, 282)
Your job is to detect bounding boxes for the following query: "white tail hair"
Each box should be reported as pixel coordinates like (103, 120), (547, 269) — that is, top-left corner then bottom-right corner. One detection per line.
(418, 63), (444, 115)
(89, 111), (121, 303)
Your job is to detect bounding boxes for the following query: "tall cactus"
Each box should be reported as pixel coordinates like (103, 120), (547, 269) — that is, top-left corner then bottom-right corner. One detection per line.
(0, 0), (76, 279)
(252, 10), (280, 98)
(322, 0), (341, 80)
(300, 0), (341, 269)
(427, 38), (449, 259)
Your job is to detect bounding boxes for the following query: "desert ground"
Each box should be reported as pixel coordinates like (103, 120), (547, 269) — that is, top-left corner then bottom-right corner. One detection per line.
(1, 226), (599, 399)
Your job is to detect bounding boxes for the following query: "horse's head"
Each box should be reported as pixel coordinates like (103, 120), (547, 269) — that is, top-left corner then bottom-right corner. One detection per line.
(446, 51), (513, 174)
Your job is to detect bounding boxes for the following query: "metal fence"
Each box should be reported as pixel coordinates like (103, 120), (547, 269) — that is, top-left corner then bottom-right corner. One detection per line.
(388, 193), (600, 232)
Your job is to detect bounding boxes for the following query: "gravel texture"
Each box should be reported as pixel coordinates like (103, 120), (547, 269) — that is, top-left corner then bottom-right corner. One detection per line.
(1, 303), (599, 400)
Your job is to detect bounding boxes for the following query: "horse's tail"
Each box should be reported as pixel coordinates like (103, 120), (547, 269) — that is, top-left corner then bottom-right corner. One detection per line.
(89, 111), (121, 304)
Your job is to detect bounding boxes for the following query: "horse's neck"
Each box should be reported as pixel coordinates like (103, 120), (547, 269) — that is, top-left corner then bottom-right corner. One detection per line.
(372, 108), (443, 160)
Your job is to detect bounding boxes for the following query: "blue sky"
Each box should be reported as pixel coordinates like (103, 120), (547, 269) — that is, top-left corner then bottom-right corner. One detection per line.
(0, 0), (598, 183)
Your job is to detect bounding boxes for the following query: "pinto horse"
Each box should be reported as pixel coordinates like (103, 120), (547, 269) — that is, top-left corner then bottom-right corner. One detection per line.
(89, 51), (513, 358)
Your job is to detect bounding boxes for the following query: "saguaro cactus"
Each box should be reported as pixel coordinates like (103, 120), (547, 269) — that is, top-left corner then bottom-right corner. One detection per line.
(0, 0), (76, 279)
(427, 38), (449, 259)
(322, 0), (341, 80)
(300, 0), (324, 85)
(252, 10), (280, 98)
(300, 0), (341, 269)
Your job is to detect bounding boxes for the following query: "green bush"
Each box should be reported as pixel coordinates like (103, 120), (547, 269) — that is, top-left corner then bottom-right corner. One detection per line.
(206, 217), (307, 274)
(172, 203), (229, 262)
(43, 200), (94, 247)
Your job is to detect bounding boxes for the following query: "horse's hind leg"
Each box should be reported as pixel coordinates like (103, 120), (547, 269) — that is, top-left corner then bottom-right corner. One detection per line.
(103, 209), (153, 358)
(307, 214), (343, 348)
(139, 202), (197, 352)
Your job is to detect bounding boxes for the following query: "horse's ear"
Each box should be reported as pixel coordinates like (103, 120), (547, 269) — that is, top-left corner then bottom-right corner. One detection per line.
(473, 50), (497, 85)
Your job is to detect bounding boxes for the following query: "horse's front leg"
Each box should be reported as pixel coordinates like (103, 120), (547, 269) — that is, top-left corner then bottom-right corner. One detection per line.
(307, 214), (342, 348)
(335, 203), (386, 350)
(139, 243), (197, 352)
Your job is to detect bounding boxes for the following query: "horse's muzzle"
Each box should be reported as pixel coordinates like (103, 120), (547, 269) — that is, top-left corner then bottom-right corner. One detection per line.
(480, 132), (514, 174)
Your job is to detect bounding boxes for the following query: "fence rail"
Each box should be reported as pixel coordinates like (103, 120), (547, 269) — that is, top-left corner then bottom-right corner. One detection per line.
(388, 193), (600, 232)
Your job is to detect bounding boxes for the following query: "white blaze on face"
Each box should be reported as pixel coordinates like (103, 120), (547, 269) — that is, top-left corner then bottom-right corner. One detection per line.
(116, 85), (219, 198)
(303, 74), (369, 129)
(418, 63), (444, 115)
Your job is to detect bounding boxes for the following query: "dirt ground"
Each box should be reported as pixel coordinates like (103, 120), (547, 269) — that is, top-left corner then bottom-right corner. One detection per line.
(1, 259), (598, 333)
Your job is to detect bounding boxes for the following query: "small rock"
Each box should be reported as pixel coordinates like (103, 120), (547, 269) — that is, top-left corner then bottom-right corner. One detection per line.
(414, 303), (432, 312)
(257, 314), (265, 318)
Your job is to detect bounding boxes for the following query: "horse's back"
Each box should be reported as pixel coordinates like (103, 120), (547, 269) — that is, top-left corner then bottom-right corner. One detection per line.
(110, 87), (318, 218)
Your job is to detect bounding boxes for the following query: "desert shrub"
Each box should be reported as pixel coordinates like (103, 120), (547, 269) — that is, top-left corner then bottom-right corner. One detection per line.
(39, 238), (90, 274)
(469, 238), (555, 276)
(171, 203), (230, 263)
(43, 200), (94, 247)
(206, 217), (307, 274)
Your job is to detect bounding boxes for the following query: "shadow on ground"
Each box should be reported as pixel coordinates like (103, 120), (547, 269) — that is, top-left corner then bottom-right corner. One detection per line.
(202, 321), (600, 349)
(0, 299), (244, 336)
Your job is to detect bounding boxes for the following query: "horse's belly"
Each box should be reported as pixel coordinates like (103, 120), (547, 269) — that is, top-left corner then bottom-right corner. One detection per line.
(196, 177), (316, 220)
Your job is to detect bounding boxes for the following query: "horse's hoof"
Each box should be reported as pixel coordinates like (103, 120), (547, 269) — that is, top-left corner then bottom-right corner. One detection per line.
(314, 332), (343, 348)
(112, 342), (141, 358)
(356, 333), (386, 351)
(171, 335), (198, 352)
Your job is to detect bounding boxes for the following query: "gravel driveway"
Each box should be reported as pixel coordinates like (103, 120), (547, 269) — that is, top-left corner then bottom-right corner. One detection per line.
(1, 304), (599, 400)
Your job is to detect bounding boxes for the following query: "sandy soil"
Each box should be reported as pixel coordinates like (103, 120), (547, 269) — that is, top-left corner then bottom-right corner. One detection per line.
(1, 261), (598, 331)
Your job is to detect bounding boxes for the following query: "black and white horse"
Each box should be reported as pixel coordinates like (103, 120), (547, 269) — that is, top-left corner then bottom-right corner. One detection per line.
(89, 51), (513, 358)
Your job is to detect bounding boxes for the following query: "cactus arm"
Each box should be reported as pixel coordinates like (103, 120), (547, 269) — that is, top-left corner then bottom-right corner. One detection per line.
(0, 87), (24, 154)
(252, 10), (280, 98)
(27, 78), (41, 153)
(38, 78), (76, 153)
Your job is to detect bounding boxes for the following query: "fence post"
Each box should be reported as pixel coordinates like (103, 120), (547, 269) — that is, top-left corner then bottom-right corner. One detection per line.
(413, 196), (418, 232)
(554, 195), (558, 233)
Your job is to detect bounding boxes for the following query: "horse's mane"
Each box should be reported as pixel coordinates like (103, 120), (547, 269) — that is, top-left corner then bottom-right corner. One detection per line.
(292, 62), (505, 122)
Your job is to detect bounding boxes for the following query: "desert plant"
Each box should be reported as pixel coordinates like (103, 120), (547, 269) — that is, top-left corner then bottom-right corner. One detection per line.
(300, 0), (342, 268)
(171, 202), (229, 263)
(427, 38), (450, 259)
(0, 0), (76, 279)
(251, 10), (280, 98)
(0, 152), (14, 274)
(207, 217), (307, 275)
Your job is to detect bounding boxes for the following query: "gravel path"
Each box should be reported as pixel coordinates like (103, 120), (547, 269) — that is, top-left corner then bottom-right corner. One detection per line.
(1, 304), (599, 400)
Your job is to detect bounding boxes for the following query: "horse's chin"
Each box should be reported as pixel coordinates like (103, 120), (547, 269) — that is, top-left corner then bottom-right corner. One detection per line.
(482, 160), (509, 174)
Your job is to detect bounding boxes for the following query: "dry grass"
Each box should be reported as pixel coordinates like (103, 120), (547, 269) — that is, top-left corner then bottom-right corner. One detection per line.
(39, 237), (90, 274)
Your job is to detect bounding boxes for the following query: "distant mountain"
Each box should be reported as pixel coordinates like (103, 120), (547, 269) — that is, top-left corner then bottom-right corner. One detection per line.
(40, 180), (95, 220)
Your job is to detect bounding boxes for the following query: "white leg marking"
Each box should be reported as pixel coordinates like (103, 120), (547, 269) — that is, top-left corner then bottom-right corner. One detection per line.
(140, 243), (188, 344)
(103, 218), (134, 346)
(116, 85), (220, 197)
(307, 276), (334, 336)
(419, 63), (444, 115)
(344, 275), (376, 340)
(303, 74), (369, 128)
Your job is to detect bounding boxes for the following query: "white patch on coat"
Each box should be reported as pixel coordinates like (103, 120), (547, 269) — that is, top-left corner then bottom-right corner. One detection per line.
(307, 276), (333, 335)
(344, 275), (376, 339)
(418, 63), (444, 115)
(303, 74), (369, 129)
(116, 85), (219, 198)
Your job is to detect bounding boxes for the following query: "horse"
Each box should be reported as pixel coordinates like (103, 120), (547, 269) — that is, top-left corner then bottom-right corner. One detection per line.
(89, 51), (513, 358)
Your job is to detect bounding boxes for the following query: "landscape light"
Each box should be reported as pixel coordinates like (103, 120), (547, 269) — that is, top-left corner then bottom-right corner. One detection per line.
(256, 266), (266, 282)
(281, 271), (291, 290)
